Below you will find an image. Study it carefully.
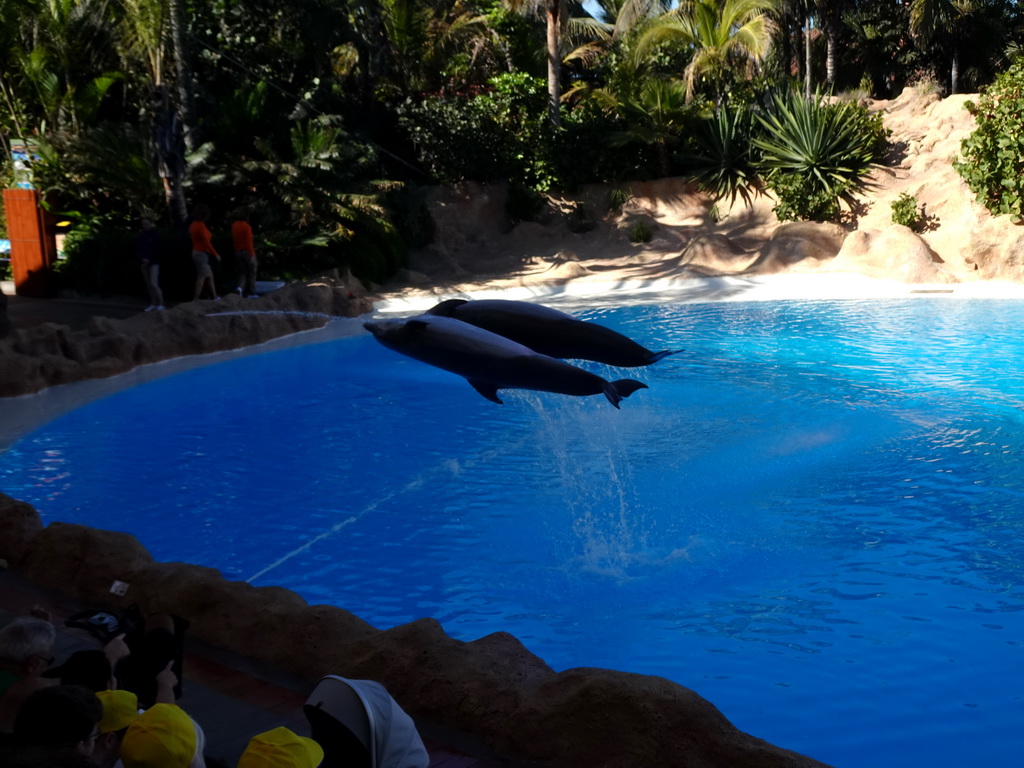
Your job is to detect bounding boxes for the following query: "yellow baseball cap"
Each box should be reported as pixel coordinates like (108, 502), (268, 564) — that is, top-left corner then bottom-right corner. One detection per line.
(237, 726), (324, 768)
(97, 689), (140, 733)
(120, 703), (198, 768)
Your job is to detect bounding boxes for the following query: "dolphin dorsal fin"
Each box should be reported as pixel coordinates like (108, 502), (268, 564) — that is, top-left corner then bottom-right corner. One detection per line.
(426, 299), (468, 317)
(468, 379), (503, 404)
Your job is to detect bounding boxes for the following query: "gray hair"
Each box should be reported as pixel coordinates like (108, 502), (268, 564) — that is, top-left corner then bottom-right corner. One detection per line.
(0, 617), (57, 666)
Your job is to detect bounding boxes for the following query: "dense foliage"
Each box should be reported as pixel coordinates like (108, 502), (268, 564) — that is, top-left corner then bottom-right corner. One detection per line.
(1, 0), (1023, 297)
(955, 59), (1024, 220)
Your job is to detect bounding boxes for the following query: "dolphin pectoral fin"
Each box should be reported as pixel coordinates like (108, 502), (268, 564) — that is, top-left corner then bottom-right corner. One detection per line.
(647, 349), (682, 364)
(426, 299), (469, 317)
(603, 379), (648, 408)
(468, 379), (504, 404)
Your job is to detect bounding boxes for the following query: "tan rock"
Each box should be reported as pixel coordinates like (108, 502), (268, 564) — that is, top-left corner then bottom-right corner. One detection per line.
(0, 492), (43, 566)
(751, 221), (848, 273)
(830, 225), (954, 283)
(0, 278), (369, 397)
(20, 522), (153, 602)
(6, 496), (832, 768)
(523, 667), (828, 768)
(679, 233), (755, 275)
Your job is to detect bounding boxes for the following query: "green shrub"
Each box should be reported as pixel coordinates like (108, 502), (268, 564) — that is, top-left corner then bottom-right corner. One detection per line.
(891, 192), (924, 230)
(768, 172), (850, 222)
(397, 73), (556, 191)
(506, 183), (546, 224)
(955, 59), (1024, 219)
(630, 219), (652, 243)
(566, 203), (596, 233)
(606, 186), (632, 213)
(754, 90), (888, 222)
(682, 106), (761, 206)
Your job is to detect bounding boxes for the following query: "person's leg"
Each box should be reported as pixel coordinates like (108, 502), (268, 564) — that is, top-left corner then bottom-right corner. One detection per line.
(150, 265), (164, 307)
(192, 252), (206, 300)
(245, 257), (257, 297)
(141, 264), (153, 309)
(235, 252), (246, 295)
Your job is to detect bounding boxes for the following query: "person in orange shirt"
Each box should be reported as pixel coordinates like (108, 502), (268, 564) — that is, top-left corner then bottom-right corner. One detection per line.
(231, 208), (257, 298)
(188, 205), (220, 301)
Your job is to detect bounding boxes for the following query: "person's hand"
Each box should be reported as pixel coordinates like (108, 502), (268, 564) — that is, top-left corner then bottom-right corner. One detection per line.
(104, 633), (131, 665)
(154, 660), (179, 704)
(157, 660), (178, 689)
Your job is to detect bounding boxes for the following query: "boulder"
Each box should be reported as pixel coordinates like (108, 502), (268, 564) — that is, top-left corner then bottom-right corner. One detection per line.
(0, 492), (43, 566)
(750, 222), (848, 273)
(20, 522), (153, 601)
(4, 493), (833, 768)
(522, 667), (828, 768)
(829, 225), (954, 283)
(679, 233), (755, 275)
(0, 278), (370, 397)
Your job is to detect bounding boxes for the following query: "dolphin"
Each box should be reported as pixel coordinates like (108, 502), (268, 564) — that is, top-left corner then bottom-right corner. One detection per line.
(425, 298), (680, 367)
(363, 315), (647, 407)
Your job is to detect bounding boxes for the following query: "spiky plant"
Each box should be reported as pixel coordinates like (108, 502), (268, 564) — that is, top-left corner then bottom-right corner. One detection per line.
(752, 90), (886, 221)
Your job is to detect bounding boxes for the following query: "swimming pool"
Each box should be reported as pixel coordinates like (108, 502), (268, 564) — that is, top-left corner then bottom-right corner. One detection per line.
(4, 296), (1024, 766)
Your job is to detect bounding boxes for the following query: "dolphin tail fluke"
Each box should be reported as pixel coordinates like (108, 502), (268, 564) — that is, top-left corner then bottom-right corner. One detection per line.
(426, 298), (469, 317)
(646, 349), (682, 364)
(469, 379), (504, 404)
(603, 379), (648, 408)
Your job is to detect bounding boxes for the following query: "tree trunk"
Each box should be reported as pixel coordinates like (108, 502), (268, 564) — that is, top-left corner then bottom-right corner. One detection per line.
(950, 42), (960, 94)
(825, 30), (836, 86)
(546, 0), (561, 128)
(152, 85), (188, 227)
(804, 10), (813, 98)
(169, 0), (200, 153)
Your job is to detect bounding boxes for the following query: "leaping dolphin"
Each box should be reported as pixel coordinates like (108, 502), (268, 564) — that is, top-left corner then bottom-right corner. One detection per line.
(363, 315), (647, 407)
(425, 298), (680, 367)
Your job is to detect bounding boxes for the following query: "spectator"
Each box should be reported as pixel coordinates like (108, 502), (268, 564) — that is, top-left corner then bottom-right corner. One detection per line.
(237, 727), (323, 768)
(137, 217), (165, 311)
(13, 684), (103, 757)
(93, 689), (140, 768)
(120, 702), (206, 768)
(188, 205), (221, 302)
(303, 676), (428, 768)
(0, 617), (57, 732)
(230, 209), (258, 299)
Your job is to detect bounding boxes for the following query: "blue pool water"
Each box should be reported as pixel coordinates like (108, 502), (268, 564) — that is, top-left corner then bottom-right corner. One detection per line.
(4, 297), (1024, 766)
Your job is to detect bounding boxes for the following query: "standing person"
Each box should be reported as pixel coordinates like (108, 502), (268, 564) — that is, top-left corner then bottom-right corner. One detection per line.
(188, 205), (220, 301)
(231, 209), (257, 298)
(136, 218), (164, 311)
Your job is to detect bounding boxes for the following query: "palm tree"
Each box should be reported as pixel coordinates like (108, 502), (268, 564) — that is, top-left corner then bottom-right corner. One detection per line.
(115, 0), (197, 224)
(909, 0), (977, 94)
(504, 0), (566, 126)
(633, 0), (781, 106)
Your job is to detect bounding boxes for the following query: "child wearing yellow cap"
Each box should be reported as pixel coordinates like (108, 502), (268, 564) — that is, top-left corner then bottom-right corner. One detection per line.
(120, 703), (206, 768)
(237, 727), (323, 768)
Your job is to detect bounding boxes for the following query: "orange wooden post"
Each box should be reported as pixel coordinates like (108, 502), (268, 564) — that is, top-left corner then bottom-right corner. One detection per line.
(2, 188), (57, 297)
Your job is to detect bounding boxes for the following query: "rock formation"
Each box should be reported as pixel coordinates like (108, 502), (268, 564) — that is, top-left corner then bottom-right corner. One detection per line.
(0, 278), (373, 397)
(0, 492), (832, 768)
